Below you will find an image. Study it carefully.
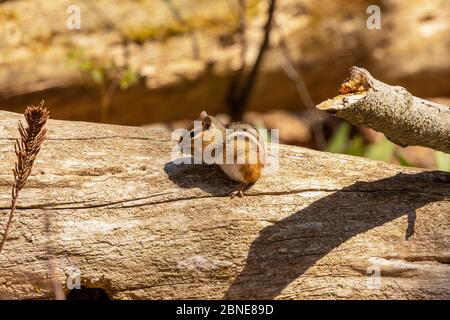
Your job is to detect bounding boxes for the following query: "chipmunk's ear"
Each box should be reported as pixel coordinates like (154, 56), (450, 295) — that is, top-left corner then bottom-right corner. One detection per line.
(199, 111), (208, 119)
(202, 116), (212, 130)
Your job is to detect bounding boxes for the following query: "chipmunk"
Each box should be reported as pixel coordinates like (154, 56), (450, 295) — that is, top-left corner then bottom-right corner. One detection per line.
(179, 111), (265, 198)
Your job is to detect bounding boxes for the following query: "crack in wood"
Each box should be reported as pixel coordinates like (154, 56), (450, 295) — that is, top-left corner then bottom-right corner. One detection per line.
(0, 187), (447, 212)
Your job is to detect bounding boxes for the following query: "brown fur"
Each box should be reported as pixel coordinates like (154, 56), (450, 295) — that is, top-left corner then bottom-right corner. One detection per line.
(240, 163), (263, 183)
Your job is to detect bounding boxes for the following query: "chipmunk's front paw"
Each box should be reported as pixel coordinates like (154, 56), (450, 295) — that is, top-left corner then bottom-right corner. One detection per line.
(228, 183), (246, 199)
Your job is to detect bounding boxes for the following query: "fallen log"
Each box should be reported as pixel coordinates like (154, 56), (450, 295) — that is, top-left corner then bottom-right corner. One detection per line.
(0, 110), (449, 299)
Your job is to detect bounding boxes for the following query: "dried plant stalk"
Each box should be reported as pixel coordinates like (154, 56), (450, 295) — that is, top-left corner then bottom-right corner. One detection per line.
(45, 210), (66, 300)
(0, 101), (49, 253)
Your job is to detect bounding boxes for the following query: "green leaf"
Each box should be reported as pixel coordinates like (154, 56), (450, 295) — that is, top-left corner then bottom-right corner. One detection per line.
(119, 69), (138, 90)
(326, 122), (350, 153)
(80, 61), (94, 72)
(254, 121), (270, 143)
(346, 135), (365, 157)
(365, 137), (395, 162)
(66, 48), (84, 61)
(435, 151), (450, 172)
(91, 68), (104, 84)
(394, 152), (412, 167)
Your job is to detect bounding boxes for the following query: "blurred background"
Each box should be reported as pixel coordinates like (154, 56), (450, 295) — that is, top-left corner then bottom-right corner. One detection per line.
(0, 0), (449, 170)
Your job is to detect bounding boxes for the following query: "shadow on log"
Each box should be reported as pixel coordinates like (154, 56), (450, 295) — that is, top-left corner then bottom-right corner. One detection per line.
(164, 158), (237, 196)
(226, 171), (449, 299)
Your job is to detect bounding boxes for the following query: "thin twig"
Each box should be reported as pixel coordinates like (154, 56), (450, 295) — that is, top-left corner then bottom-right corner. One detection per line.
(225, 0), (248, 118)
(163, 0), (200, 59)
(45, 209), (65, 300)
(226, 0), (277, 121)
(99, 38), (130, 122)
(237, 0), (247, 68)
(274, 24), (327, 149)
(0, 101), (49, 253)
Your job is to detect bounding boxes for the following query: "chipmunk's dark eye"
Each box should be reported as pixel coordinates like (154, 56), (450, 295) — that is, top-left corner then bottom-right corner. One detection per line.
(190, 131), (195, 138)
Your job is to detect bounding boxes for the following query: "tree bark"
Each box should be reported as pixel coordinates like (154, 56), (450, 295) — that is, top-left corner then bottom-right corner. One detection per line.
(0, 110), (449, 299)
(317, 67), (450, 154)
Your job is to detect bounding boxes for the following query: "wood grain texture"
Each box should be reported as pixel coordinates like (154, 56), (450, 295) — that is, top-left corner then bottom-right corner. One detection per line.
(0, 110), (449, 299)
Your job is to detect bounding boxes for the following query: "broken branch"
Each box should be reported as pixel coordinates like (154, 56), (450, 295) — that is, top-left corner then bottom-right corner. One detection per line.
(317, 67), (450, 153)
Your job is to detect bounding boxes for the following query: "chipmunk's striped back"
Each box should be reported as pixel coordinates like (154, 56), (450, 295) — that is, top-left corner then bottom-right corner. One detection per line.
(180, 111), (265, 198)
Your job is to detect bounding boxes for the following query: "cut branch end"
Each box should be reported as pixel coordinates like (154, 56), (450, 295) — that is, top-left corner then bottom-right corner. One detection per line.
(315, 66), (450, 153)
